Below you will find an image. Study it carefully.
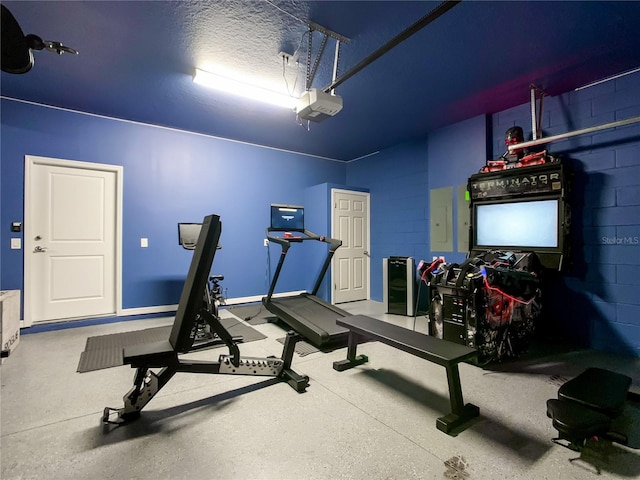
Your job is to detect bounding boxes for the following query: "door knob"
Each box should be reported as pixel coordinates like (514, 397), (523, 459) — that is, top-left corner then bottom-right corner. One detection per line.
(34, 245), (48, 253)
(364, 251), (370, 257)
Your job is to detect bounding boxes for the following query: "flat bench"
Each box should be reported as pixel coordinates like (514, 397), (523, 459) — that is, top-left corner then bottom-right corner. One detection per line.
(333, 315), (479, 434)
(547, 367), (633, 453)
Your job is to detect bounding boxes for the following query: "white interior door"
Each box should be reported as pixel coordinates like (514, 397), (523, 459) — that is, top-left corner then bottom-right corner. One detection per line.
(332, 189), (370, 303)
(24, 156), (122, 324)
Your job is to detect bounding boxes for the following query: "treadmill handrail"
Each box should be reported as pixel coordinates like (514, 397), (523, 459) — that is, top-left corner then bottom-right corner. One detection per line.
(265, 228), (342, 301)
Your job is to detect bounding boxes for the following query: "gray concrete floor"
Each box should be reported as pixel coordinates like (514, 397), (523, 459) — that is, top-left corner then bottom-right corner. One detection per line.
(1, 300), (639, 479)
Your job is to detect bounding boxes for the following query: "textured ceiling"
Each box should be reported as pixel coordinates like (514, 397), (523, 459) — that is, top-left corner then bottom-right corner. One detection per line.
(2, 1), (640, 161)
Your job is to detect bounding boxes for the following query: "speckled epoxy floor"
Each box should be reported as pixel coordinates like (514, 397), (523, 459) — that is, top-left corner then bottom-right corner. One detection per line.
(1, 301), (639, 479)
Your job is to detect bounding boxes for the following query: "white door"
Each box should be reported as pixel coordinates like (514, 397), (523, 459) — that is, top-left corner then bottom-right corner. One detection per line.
(332, 189), (370, 303)
(24, 156), (122, 325)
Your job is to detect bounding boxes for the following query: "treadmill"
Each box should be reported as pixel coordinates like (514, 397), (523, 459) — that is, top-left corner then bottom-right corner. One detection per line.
(262, 204), (350, 348)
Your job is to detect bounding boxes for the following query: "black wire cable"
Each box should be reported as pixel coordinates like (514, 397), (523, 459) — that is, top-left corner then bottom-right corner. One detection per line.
(412, 272), (430, 332)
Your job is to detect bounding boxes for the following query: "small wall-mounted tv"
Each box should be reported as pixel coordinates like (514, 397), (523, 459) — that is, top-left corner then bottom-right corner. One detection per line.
(270, 204), (305, 231)
(470, 196), (569, 270)
(178, 223), (202, 250)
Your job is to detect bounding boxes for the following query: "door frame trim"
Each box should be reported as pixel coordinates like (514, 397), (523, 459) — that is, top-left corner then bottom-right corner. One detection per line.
(330, 188), (371, 304)
(23, 155), (123, 326)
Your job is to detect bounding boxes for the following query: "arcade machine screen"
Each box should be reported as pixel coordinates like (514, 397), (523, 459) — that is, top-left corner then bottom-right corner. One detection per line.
(474, 198), (559, 249)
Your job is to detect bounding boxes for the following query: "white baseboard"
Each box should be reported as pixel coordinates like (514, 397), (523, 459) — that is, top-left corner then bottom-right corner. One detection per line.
(224, 291), (306, 306)
(119, 291), (307, 317)
(119, 304), (178, 316)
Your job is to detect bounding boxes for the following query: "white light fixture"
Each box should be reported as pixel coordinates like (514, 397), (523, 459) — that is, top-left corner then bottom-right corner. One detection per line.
(193, 68), (297, 109)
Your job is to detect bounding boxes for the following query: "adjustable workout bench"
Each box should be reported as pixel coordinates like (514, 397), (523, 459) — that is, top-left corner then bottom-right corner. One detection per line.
(547, 367), (634, 453)
(103, 214), (309, 423)
(333, 315), (479, 434)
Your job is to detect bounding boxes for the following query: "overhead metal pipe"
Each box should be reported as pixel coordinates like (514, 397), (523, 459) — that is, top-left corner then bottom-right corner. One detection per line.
(530, 88), (537, 140)
(508, 116), (640, 152)
(322, 0), (462, 93)
(530, 85), (547, 140)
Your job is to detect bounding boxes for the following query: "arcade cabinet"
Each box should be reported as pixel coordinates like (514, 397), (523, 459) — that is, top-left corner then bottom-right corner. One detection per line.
(426, 130), (571, 363)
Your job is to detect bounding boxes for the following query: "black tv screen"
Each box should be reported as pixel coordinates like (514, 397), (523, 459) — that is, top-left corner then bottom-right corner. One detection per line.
(270, 204), (304, 231)
(474, 198), (559, 249)
(178, 223), (202, 249)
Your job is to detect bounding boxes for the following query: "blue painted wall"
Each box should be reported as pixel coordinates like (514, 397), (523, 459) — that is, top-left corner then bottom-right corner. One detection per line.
(346, 117), (488, 303)
(345, 70), (639, 357)
(346, 140), (429, 301)
(427, 114), (490, 264)
(3, 69), (639, 358)
(490, 71), (640, 356)
(0, 99), (346, 310)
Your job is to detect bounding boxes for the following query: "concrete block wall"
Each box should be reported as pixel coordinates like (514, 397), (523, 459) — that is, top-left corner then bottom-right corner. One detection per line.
(491, 70), (640, 356)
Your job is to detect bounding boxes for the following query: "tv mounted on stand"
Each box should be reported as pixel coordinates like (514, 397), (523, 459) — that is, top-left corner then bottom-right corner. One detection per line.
(425, 162), (571, 362)
(270, 204), (305, 232)
(468, 162), (571, 271)
(263, 203), (351, 348)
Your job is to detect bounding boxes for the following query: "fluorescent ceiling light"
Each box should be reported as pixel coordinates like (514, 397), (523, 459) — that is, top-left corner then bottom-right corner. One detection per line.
(193, 68), (297, 109)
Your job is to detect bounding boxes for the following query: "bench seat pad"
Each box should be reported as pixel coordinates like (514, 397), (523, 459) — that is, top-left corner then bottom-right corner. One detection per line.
(123, 340), (176, 367)
(547, 398), (612, 439)
(558, 367), (631, 417)
(337, 315), (476, 366)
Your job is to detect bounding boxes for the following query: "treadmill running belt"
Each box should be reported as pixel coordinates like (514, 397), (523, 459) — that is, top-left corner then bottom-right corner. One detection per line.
(267, 294), (349, 347)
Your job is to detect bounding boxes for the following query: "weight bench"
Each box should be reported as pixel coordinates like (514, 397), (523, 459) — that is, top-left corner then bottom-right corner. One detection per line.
(546, 367), (633, 453)
(102, 214), (309, 424)
(333, 315), (479, 434)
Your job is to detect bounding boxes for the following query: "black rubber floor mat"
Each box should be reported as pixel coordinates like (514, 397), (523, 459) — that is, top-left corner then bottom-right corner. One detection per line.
(226, 305), (278, 325)
(77, 317), (266, 373)
(84, 324), (169, 351)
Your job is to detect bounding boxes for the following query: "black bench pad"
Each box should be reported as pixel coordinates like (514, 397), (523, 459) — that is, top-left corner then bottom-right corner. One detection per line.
(124, 340), (177, 368)
(558, 367), (631, 417)
(336, 315), (477, 365)
(333, 315), (479, 435)
(547, 399), (612, 440)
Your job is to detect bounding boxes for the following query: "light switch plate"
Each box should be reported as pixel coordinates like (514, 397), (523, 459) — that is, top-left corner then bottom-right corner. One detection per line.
(141, 238), (148, 248)
(10, 238), (21, 249)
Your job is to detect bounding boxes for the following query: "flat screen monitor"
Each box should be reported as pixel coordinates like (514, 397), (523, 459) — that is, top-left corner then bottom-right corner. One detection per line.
(270, 204), (304, 231)
(178, 223), (202, 250)
(474, 198), (559, 249)
(470, 196), (571, 271)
